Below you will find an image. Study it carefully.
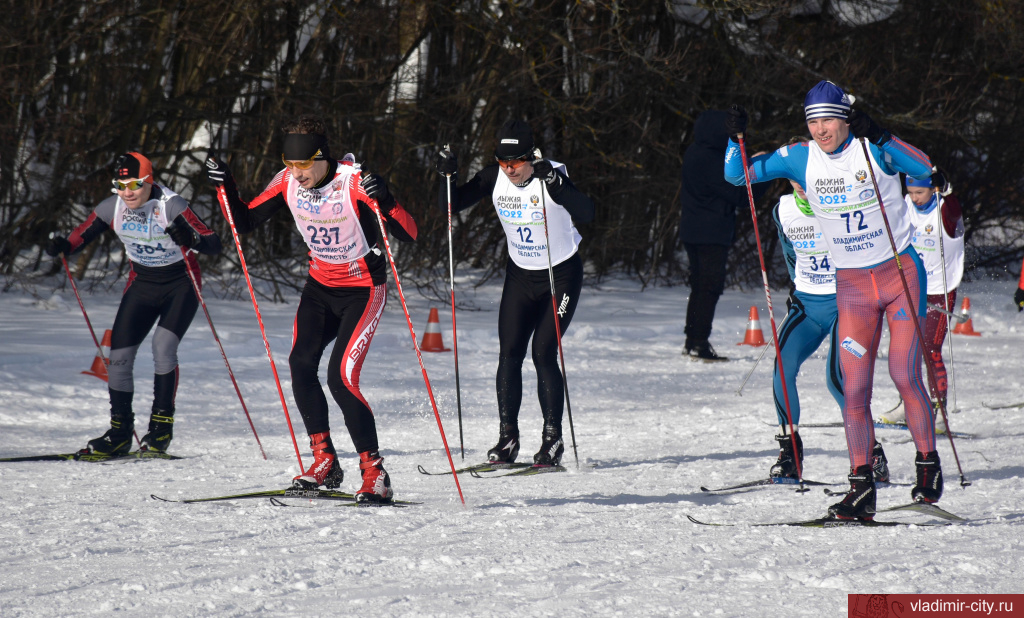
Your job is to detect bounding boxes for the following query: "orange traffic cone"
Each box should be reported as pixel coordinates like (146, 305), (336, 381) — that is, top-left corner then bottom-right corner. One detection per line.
(419, 308), (451, 352)
(737, 307), (766, 346)
(951, 296), (981, 336)
(82, 329), (112, 381)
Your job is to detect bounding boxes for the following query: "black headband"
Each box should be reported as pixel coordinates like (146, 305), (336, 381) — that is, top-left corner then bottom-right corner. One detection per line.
(282, 133), (330, 161)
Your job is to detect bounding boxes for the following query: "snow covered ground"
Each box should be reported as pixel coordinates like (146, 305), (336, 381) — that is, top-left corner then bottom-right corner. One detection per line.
(1, 275), (1022, 616)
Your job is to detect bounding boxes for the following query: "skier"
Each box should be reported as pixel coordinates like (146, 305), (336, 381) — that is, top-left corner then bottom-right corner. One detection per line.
(433, 119), (595, 467)
(768, 162), (890, 484)
(46, 152), (222, 455)
(724, 81), (943, 520)
(206, 115), (417, 503)
(880, 172), (964, 425)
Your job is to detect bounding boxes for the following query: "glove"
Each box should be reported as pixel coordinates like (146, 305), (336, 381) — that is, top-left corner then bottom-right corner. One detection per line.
(1014, 287), (1024, 312)
(205, 156), (230, 186)
(360, 173), (395, 213)
(725, 105), (747, 141)
(165, 220), (199, 249)
(46, 234), (71, 257)
(531, 160), (563, 192)
(931, 166), (953, 197)
(848, 109), (890, 145)
(435, 148), (458, 176)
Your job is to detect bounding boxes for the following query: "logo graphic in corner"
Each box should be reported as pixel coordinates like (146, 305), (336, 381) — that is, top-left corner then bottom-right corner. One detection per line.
(855, 170), (868, 182)
(893, 307), (910, 321)
(925, 224), (934, 234)
(840, 336), (866, 358)
(530, 195), (540, 206)
(858, 189), (875, 200)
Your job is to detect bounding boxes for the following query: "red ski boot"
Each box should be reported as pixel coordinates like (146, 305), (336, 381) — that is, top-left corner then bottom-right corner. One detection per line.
(355, 450), (394, 504)
(292, 432), (344, 489)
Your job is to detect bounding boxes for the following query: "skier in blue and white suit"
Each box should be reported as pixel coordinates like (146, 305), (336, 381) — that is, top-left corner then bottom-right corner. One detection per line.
(768, 161), (890, 484)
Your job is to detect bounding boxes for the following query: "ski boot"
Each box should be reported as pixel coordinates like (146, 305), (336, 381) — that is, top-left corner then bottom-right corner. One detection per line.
(871, 440), (890, 483)
(487, 425), (521, 463)
(769, 433), (803, 479)
(292, 432), (344, 489)
(140, 407), (174, 453)
(85, 413), (134, 456)
(827, 464), (876, 521)
(533, 425), (565, 466)
(911, 450), (943, 504)
(355, 450), (394, 504)
(878, 397), (905, 424)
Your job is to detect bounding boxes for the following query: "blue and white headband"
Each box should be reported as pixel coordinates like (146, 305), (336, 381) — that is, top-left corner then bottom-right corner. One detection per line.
(804, 80), (852, 121)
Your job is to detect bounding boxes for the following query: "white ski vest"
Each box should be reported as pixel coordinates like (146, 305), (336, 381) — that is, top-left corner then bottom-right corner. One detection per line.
(491, 160), (581, 270)
(907, 196), (964, 295)
(803, 141), (911, 268)
(112, 184), (188, 268)
(285, 165), (372, 264)
(779, 194), (836, 295)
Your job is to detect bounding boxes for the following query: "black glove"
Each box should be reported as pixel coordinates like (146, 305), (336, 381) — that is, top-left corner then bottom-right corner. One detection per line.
(725, 105), (747, 141)
(205, 156), (230, 186)
(360, 173), (395, 214)
(1014, 287), (1024, 312)
(931, 166), (953, 197)
(435, 148), (458, 176)
(531, 160), (563, 192)
(46, 234), (71, 257)
(848, 109), (891, 145)
(165, 220), (199, 249)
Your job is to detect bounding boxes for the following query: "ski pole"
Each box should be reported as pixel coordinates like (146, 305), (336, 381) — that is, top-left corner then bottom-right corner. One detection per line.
(216, 184), (304, 470)
(443, 145), (465, 460)
(363, 178), (465, 505)
(928, 303), (967, 323)
(59, 250), (142, 448)
(736, 134), (803, 488)
(936, 194), (959, 413)
(179, 247), (267, 460)
(736, 332), (777, 397)
(539, 181), (580, 469)
(857, 138), (968, 487)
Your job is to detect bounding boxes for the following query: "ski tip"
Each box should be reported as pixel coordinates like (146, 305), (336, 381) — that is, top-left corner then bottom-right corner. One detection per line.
(150, 494), (174, 502)
(699, 486), (712, 493)
(416, 465), (430, 475)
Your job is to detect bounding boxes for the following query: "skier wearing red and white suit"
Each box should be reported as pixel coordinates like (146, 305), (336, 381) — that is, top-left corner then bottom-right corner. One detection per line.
(208, 116), (416, 503)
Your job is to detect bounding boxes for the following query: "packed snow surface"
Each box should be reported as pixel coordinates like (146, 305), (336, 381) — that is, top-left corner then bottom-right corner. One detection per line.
(1, 277), (1022, 616)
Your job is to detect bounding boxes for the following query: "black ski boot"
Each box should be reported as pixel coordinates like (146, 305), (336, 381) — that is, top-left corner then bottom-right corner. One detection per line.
(827, 465), (876, 521)
(85, 414), (134, 456)
(140, 407), (175, 453)
(533, 425), (565, 466)
(911, 450), (943, 504)
(871, 440), (890, 483)
(769, 433), (803, 479)
(487, 425), (521, 463)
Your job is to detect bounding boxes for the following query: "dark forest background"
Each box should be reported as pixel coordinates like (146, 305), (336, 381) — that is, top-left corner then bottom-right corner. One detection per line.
(2, 0), (1022, 301)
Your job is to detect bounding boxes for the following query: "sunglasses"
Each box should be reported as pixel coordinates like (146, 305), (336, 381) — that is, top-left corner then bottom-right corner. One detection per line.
(282, 150), (322, 170)
(111, 175), (150, 191)
(495, 156), (531, 170)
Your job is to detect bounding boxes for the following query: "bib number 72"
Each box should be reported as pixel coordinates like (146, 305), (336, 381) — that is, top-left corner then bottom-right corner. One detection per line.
(840, 211), (868, 234)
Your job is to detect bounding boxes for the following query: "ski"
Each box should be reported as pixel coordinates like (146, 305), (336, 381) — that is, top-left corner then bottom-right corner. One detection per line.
(700, 477), (837, 493)
(151, 487), (419, 506)
(1, 450), (183, 463)
(795, 420), (972, 439)
(470, 464), (567, 478)
(983, 401), (1024, 410)
(686, 514), (950, 528)
(268, 497), (417, 508)
(416, 462), (532, 476)
(815, 493), (966, 521)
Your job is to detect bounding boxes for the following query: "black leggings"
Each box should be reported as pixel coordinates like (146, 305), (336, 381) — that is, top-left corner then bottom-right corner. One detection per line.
(496, 254), (583, 433)
(108, 276), (198, 414)
(289, 277), (386, 453)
